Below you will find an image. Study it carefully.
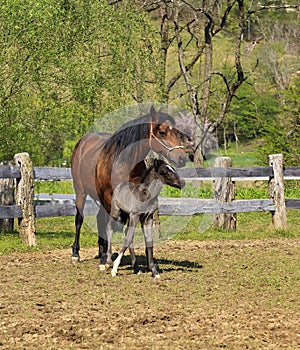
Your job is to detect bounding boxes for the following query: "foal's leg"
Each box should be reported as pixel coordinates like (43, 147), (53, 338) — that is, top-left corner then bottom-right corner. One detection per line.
(129, 239), (140, 275)
(72, 194), (87, 262)
(103, 216), (115, 271)
(111, 215), (139, 277)
(141, 215), (160, 278)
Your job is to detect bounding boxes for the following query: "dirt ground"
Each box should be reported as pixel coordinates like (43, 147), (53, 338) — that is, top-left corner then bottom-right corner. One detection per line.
(0, 238), (299, 349)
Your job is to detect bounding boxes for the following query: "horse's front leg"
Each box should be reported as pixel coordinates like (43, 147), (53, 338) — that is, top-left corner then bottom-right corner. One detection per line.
(141, 215), (160, 278)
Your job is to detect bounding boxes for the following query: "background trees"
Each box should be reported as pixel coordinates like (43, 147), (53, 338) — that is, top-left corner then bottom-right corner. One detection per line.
(0, 0), (299, 165)
(141, 0), (299, 165)
(0, 0), (159, 164)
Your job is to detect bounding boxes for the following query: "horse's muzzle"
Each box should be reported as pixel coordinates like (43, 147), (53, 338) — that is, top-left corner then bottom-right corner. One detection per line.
(171, 154), (186, 167)
(180, 179), (186, 189)
(174, 178), (185, 189)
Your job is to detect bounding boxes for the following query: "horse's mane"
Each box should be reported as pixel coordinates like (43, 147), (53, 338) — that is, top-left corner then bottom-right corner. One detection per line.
(103, 112), (176, 161)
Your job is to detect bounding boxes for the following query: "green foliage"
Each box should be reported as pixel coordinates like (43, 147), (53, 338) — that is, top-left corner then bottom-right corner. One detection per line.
(257, 77), (300, 166)
(0, 0), (160, 165)
(161, 183), (213, 198)
(0, 0), (299, 166)
(226, 84), (280, 141)
(34, 180), (74, 195)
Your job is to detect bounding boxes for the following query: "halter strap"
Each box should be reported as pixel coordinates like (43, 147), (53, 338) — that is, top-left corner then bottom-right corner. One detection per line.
(149, 123), (184, 157)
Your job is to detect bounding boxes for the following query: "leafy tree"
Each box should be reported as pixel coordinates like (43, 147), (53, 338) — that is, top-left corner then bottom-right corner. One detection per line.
(258, 75), (300, 165)
(0, 0), (160, 165)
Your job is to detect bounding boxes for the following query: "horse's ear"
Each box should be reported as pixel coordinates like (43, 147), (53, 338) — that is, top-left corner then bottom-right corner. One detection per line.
(150, 106), (159, 123)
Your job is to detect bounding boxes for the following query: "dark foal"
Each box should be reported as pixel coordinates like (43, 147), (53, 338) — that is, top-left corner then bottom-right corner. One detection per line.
(107, 159), (185, 278)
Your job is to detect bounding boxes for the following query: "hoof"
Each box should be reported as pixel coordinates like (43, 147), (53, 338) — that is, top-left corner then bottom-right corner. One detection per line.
(111, 270), (117, 277)
(154, 273), (160, 279)
(99, 264), (111, 271)
(71, 256), (80, 263)
(99, 264), (106, 271)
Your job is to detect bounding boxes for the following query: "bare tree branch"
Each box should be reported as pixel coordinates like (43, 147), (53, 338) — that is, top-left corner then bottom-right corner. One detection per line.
(166, 45), (205, 94)
(173, 1), (200, 118)
(214, 0), (236, 35)
(211, 72), (231, 94)
(248, 4), (299, 15)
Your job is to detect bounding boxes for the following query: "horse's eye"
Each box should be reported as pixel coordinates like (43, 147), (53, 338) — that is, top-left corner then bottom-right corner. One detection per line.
(159, 130), (167, 136)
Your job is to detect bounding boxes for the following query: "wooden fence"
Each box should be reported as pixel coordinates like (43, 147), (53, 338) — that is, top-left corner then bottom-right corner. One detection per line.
(0, 152), (299, 245)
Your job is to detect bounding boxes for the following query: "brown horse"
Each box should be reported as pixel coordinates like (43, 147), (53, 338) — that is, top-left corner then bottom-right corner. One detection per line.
(71, 106), (187, 268)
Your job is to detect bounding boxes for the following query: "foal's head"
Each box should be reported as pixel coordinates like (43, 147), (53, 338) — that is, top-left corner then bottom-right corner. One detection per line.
(144, 159), (185, 189)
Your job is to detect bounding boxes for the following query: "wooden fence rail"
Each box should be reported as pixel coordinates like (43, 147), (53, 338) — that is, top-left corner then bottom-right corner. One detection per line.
(1, 165), (300, 181)
(0, 153), (299, 245)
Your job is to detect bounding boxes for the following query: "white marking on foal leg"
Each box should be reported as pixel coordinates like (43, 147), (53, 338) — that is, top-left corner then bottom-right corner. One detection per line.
(111, 252), (124, 277)
(99, 264), (106, 271)
(71, 256), (80, 263)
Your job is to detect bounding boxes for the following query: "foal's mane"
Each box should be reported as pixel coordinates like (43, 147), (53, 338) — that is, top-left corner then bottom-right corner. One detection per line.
(103, 111), (175, 162)
(139, 163), (155, 183)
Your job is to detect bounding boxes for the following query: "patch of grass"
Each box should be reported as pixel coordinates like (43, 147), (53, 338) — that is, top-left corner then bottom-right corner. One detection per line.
(0, 217), (97, 255)
(161, 182), (213, 198)
(35, 180), (74, 194)
(174, 210), (300, 241)
(235, 186), (269, 199)
(162, 180), (299, 199)
(0, 231), (32, 254)
(1, 209), (299, 255)
(218, 145), (260, 167)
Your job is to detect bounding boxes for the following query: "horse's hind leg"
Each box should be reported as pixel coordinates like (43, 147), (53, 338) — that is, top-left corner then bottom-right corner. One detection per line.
(72, 207), (84, 262)
(72, 192), (86, 262)
(97, 205), (111, 270)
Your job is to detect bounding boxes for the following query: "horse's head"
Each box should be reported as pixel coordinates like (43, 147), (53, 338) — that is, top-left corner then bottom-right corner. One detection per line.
(149, 106), (187, 167)
(153, 159), (185, 189)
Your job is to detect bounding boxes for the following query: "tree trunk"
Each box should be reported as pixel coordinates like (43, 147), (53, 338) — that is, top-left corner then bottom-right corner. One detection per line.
(159, 0), (171, 102)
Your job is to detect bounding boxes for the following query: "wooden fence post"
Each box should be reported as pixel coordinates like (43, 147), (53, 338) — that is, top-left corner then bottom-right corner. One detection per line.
(14, 153), (37, 246)
(213, 156), (236, 230)
(268, 154), (287, 230)
(0, 161), (14, 232)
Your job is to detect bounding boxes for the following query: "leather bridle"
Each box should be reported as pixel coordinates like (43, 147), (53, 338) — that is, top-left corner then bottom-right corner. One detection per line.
(149, 123), (184, 158)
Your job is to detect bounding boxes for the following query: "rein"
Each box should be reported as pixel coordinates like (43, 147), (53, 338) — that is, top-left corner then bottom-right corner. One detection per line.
(149, 123), (184, 158)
